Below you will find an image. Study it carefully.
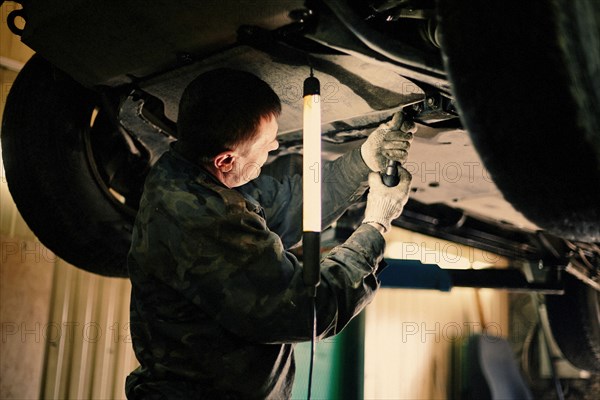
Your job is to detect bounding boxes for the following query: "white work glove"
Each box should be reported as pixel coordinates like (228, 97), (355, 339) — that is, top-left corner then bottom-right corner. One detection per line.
(360, 111), (416, 172)
(363, 168), (412, 232)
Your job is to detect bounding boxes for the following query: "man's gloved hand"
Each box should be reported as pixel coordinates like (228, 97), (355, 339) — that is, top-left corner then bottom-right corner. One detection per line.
(360, 111), (416, 172)
(363, 168), (412, 232)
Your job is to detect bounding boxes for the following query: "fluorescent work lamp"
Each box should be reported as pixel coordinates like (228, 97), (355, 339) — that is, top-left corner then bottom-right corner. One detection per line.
(302, 71), (321, 296)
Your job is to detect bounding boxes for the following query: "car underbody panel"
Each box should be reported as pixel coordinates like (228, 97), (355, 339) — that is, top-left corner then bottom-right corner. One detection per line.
(131, 42), (534, 231)
(19, 0), (306, 86)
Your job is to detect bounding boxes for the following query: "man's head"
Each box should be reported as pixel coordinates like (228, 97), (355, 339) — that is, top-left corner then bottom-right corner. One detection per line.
(177, 68), (281, 187)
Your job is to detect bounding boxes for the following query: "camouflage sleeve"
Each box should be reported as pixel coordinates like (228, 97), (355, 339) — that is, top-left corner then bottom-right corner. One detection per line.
(238, 173), (304, 250)
(161, 194), (384, 344)
(240, 147), (370, 248)
(321, 146), (370, 225)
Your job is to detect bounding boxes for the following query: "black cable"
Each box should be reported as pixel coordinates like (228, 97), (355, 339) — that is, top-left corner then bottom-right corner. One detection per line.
(307, 296), (317, 400)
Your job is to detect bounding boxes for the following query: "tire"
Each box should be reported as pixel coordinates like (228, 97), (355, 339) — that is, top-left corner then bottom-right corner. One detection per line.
(437, 0), (600, 241)
(1, 55), (138, 277)
(545, 275), (600, 372)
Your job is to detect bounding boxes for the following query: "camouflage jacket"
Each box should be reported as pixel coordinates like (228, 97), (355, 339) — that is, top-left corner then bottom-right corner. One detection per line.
(126, 145), (385, 399)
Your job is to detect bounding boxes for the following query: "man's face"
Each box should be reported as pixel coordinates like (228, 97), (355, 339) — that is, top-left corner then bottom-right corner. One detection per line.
(230, 115), (279, 187)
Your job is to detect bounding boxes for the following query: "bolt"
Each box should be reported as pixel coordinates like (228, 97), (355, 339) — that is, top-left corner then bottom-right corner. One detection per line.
(411, 103), (424, 113)
(289, 9), (312, 23)
(176, 52), (194, 65)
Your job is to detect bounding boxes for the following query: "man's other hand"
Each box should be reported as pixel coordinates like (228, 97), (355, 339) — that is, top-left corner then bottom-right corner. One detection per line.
(362, 168), (412, 232)
(360, 111), (416, 172)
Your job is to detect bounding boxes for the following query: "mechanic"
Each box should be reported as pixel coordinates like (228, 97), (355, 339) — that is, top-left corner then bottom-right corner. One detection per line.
(125, 68), (415, 399)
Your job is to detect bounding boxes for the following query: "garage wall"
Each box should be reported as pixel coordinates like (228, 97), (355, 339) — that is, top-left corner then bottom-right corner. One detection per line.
(364, 287), (508, 399)
(1, 134), (138, 399)
(39, 260), (137, 400)
(0, 234), (54, 399)
(363, 229), (509, 399)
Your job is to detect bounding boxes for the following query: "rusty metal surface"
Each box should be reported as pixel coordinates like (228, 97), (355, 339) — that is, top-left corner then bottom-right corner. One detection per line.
(139, 45), (425, 135)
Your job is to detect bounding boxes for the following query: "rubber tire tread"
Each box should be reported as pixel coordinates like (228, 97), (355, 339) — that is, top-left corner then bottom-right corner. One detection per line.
(437, 0), (600, 241)
(1, 55), (132, 276)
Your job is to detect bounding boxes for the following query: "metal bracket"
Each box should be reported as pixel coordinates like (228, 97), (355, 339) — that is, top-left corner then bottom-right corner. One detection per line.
(118, 91), (176, 167)
(6, 5), (25, 36)
(565, 259), (600, 292)
(379, 259), (564, 294)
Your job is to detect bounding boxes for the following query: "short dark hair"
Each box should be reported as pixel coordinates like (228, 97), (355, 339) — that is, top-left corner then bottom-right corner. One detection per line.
(176, 68), (281, 163)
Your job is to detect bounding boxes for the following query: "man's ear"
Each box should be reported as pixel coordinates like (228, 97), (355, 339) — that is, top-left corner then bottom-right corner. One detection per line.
(213, 151), (236, 173)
